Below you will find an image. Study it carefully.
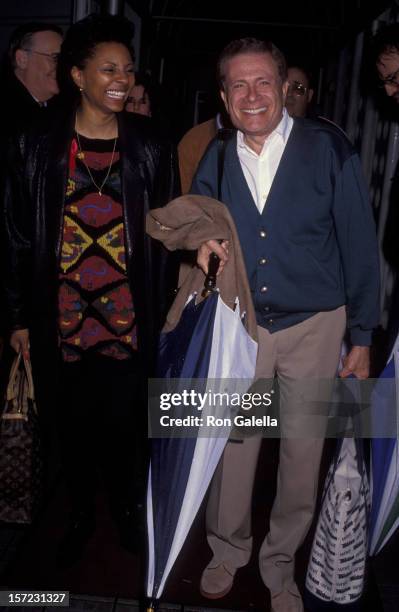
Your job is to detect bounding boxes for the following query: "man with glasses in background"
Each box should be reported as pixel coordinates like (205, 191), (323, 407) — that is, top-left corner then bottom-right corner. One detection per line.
(374, 23), (399, 101)
(285, 64), (314, 118)
(0, 22), (62, 169)
(4, 22), (62, 133)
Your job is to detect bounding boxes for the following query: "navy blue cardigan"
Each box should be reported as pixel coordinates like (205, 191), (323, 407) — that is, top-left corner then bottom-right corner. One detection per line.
(191, 118), (380, 346)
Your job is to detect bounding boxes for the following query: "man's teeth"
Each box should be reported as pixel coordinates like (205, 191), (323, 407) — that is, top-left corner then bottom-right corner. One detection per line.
(242, 107), (266, 114)
(106, 90), (126, 99)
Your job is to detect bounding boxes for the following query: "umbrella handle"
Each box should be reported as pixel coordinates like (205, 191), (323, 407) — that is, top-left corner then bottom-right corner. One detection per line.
(202, 251), (220, 297)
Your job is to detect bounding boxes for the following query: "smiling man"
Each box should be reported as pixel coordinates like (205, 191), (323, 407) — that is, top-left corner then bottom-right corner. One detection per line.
(191, 38), (380, 612)
(5, 23), (62, 128)
(1, 23), (62, 169)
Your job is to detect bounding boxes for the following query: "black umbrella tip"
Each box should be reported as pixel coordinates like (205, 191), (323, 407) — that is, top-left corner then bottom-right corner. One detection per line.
(146, 600), (156, 612)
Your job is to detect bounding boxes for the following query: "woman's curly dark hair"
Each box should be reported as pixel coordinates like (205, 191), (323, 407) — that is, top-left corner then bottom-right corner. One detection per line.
(58, 13), (135, 100)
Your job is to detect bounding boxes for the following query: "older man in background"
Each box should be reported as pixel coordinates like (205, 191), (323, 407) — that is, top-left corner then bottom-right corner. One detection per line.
(3, 22), (62, 134)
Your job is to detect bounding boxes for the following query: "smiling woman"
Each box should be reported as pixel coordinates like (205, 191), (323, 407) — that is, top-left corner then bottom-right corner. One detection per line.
(2, 13), (179, 567)
(71, 42), (135, 127)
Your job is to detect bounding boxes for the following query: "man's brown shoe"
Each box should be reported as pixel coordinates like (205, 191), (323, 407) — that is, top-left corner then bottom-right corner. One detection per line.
(200, 563), (236, 599)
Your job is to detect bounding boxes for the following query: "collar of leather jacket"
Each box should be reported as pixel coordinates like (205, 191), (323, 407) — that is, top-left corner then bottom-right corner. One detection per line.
(47, 106), (150, 166)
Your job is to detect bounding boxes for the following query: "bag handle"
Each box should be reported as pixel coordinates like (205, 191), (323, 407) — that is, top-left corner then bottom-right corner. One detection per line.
(6, 353), (35, 402)
(320, 375), (368, 506)
(6, 352), (22, 400)
(23, 355), (35, 401)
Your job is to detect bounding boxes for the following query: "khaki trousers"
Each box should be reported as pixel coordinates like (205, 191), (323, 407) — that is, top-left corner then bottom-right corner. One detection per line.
(205, 306), (346, 595)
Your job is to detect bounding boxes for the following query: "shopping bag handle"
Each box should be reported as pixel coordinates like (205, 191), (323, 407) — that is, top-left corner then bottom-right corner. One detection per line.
(321, 374), (368, 508)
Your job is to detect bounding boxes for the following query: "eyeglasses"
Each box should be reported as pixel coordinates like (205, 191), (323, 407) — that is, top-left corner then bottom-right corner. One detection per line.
(287, 81), (308, 97)
(22, 49), (60, 63)
(378, 66), (399, 88)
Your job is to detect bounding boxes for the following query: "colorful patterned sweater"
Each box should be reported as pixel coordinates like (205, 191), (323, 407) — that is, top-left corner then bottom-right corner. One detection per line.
(58, 134), (138, 361)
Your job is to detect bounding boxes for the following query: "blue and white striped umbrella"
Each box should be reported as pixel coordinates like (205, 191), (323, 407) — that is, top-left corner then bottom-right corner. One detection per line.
(369, 335), (399, 556)
(146, 290), (257, 604)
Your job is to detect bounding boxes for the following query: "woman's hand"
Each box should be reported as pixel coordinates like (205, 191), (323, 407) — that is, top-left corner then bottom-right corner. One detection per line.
(10, 329), (30, 360)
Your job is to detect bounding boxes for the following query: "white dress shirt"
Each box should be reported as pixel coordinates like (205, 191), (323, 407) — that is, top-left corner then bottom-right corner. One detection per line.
(237, 108), (293, 213)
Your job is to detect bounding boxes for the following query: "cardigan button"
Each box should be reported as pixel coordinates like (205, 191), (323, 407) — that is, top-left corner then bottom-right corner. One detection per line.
(259, 257), (267, 265)
(259, 229), (267, 238)
(260, 286), (268, 293)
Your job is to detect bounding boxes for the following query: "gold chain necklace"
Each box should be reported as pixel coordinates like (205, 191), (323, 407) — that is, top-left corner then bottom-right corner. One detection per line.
(75, 130), (117, 197)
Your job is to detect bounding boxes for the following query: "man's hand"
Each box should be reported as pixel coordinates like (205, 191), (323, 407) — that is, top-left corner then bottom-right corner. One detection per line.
(10, 328), (30, 360)
(197, 239), (229, 275)
(339, 346), (370, 379)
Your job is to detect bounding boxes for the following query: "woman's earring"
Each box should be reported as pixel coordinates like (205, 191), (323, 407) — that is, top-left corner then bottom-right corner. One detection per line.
(79, 87), (83, 92)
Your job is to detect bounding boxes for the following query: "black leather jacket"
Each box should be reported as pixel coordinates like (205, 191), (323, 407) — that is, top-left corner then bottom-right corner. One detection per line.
(2, 109), (180, 378)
